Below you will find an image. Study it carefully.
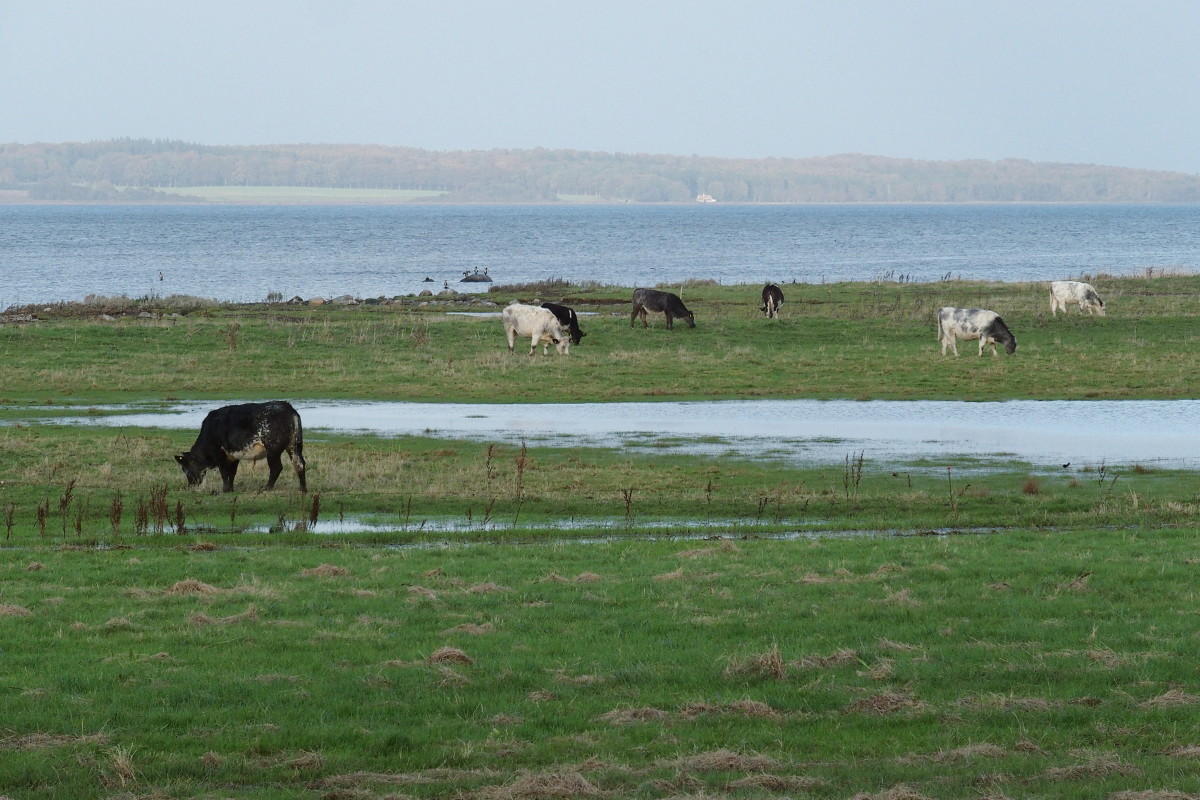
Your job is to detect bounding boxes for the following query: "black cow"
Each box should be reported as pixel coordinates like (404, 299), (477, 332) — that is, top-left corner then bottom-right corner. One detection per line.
(540, 302), (586, 345)
(760, 284), (784, 318)
(175, 401), (307, 492)
(630, 288), (695, 329)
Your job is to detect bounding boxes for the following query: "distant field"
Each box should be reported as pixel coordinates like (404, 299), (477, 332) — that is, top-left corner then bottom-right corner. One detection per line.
(159, 186), (449, 203)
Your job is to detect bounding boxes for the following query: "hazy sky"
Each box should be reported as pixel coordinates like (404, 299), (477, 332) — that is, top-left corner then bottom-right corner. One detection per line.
(4, 1), (1200, 173)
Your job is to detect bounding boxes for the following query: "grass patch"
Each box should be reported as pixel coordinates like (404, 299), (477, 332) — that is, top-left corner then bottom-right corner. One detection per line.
(4, 529), (1200, 798)
(3, 275), (1200, 404)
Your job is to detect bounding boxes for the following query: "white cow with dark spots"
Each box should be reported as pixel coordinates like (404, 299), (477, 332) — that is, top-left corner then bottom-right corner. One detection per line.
(502, 303), (571, 355)
(1050, 280), (1105, 316)
(938, 307), (1017, 357)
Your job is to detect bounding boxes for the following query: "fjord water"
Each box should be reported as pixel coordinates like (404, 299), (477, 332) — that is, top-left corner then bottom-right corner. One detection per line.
(4, 203), (1200, 305)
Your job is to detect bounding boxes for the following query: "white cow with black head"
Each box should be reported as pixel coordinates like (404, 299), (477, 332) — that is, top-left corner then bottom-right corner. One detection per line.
(502, 303), (571, 355)
(938, 307), (1017, 357)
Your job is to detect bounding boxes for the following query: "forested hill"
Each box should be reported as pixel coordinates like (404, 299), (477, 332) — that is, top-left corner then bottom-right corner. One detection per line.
(4, 139), (1200, 203)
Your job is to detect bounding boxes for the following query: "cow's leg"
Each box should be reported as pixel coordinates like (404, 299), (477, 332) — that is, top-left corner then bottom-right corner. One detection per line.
(218, 461), (238, 492)
(1050, 298), (1057, 316)
(665, 313), (673, 329)
(265, 453), (284, 489)
(630, 305), (641, 328)
(506, 327), (516, 353)
(288, 446), (307, 493)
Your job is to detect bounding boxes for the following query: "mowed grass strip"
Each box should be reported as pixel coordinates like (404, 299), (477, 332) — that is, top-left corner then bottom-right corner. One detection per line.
(3, 530), (1200, 798)
(2, 274), (1199, 404)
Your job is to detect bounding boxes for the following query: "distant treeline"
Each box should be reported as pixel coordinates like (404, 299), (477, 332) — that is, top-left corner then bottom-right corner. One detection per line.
(3, 138), (1200, 203)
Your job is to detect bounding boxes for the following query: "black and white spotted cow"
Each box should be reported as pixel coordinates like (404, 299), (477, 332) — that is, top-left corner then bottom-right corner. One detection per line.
(175, 401), (307, 492)
(540, 302), (586, 345)
(937, 307), (1017, 357)
(1050, 280), (1106, 316)
(760, 283), (784, 318)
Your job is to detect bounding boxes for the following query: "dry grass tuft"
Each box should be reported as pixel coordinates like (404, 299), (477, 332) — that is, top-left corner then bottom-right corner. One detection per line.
(668, 748), (779, 773)
(1043, 753), (1140, 780)
(300, 563), (351, 578)
(1109, 792), (1200, 800)
(163, 578), (221, 596)
(848, 787), (935, 800)
(468, 582), (509, 593)
(102, 745), (138, 788)
(793, 648), (858, 670)
(877, 587), (921, 607)
(1167, 745), (1200, 758)
(433, 665), (471, 687)
(26, 561), (43, 571)
(187, 541), (218, 551)
(1141, 689), (1200, 708)
(408, 585), (439, 600)
(0, 604), (32, 617)
(574, 572), (601, 583)
(198, 750), (223, 769)
(654, 568), (684, 581)
(284, 750), (325, 772)
(727, 773), (824, 792)
(1, 732), (109, 750)
(427, 646), (473, 665)
(845, 692), (924, 715)
(723, 643), (787, 680)
(480, 770), (604, 799)
(899, 743), (1007, 764)
(599, 706), (669, 725)
(189, 606), (259, 626)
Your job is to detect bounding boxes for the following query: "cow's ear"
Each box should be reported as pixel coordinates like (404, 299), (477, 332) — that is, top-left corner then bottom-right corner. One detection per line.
(174, 453), (186, 464)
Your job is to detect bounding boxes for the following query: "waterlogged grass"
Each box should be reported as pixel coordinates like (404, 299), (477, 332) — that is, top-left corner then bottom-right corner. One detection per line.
(2, 275), (1200, 404)
(0, 424), (1197, 543)
(4, 530), (1200, 799)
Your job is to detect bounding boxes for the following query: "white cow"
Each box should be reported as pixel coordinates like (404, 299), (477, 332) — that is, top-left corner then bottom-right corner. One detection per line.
(938, 307), (1017, 357)
(1049, 280), (1105, 316)
(502, 303), (571, 355)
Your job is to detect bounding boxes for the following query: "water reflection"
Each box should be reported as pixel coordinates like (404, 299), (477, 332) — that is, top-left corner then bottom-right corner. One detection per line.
(32, 399), (1200, 470)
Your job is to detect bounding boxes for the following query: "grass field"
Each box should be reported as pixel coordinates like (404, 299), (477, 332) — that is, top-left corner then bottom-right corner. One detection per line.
(2, 276), (1199, 798)
(3, 274), (1200, 405)
(5, 530), (1200, 799)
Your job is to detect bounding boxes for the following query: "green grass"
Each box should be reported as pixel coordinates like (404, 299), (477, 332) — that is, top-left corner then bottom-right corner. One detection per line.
(154, 185), (449, 203)
(4, 275), (1200, 798)
(3, 274), (1200, 405)
(0, 424), (1195, 544)
(4, 530), (1200, 799)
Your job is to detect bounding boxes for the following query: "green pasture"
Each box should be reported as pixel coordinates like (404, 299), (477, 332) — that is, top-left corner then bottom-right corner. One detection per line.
(4, 530), (1200, 799)
(3, 275), (1200, 798)
(2, 274), (1199, 405)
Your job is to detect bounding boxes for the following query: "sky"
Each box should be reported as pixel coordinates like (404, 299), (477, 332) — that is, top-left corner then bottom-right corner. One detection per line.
(4, 0), (1200, 174)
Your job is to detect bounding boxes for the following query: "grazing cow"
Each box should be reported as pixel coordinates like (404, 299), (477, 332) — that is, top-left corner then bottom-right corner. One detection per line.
(175, 401), (307, 492)
(540, 302), (586, 345)
(1049, 280), (1105, 316)
(630, 288), (695, 329)
(502, 303), (570, 355)
(937, 307), (1017, 357)
(760, 283), (784, 318)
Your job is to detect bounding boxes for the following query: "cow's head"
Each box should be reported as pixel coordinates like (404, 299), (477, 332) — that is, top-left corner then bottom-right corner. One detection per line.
(680, 312), (696, 328)
(1086, 292), (1106, 316)
(553, 334), (571, 355)
(174, 452), (206, 486)
(568, 327), (586, 345)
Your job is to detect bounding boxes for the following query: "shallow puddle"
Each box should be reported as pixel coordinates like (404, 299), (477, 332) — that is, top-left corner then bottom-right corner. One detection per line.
(16, 398), (1200, 470)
